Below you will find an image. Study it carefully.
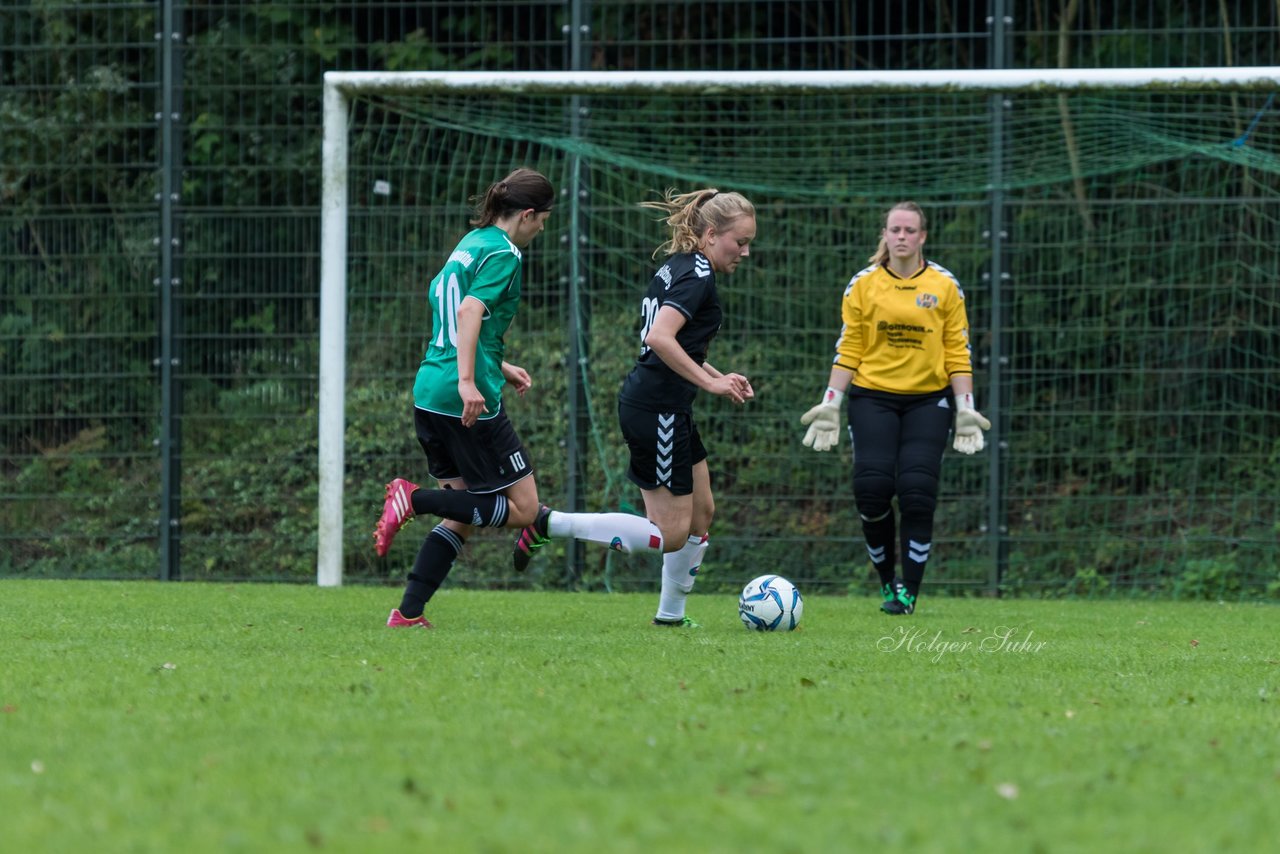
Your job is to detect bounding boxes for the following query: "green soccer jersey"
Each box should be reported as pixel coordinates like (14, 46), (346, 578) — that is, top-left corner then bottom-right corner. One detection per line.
(413, 226), (523, 419)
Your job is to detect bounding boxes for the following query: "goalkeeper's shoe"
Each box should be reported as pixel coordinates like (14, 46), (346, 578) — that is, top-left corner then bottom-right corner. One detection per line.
(374, 478), (418, 557)
(652, 615), (701, 628)
(881, 584), (916, 616)
(387, 608), (433, 629)
(512, 504), (552, 572)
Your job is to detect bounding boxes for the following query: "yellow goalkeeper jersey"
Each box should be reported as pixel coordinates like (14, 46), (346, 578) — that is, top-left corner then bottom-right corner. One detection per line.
(832, 261), (973, 394)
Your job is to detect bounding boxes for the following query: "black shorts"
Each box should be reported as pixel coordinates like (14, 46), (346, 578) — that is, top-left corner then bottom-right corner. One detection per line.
(846, 388), (951, 499)
(617, 400), (706, 496)
(414, 406), (533, 494)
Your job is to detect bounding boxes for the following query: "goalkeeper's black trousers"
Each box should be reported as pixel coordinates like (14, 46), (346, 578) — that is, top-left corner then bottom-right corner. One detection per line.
(845, 388), (954, 597)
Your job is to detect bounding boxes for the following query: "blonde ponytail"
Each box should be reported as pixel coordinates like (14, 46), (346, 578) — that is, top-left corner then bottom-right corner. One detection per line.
(641, 188), (755, 257)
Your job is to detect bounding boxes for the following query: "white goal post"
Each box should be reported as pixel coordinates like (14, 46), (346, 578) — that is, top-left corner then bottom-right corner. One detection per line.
(316, 66), (1280, 586)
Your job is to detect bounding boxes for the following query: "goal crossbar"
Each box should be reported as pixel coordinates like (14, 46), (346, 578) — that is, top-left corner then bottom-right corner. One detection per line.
(324, 67), (1280, 96)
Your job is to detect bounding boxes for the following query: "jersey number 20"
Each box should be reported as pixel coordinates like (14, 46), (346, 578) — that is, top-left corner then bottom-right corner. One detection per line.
(639, 296), (660, 354)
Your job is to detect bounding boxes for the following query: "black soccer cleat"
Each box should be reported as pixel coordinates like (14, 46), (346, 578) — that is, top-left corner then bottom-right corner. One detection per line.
(651, 616), (700, 628)
(881, 583), (916, 616)
(512, 504), (552, 572)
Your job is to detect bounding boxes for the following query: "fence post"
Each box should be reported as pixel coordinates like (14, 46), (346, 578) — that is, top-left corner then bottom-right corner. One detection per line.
(157, 0), (185, 580)
(564, 0), (592, 587)
(985, 0), (1012, 595)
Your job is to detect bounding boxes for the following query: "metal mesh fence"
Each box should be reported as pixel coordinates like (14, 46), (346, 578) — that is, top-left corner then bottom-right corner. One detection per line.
(2, 2), (1278, 597)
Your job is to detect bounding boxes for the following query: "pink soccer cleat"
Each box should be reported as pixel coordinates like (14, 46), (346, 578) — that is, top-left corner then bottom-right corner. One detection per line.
(374, 478), (419, 557)
(387, 608), (433, 628)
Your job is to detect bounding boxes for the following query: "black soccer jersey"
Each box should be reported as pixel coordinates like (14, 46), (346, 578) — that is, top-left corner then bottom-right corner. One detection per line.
(617, 251), (722, 413)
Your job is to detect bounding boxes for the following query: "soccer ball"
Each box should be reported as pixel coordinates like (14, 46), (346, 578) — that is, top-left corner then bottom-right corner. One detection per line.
(739, 574), (803, 631)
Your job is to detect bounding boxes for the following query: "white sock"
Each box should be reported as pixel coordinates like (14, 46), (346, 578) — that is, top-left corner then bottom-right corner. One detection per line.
(547, 511), (664, 553)
(655, 534), (708, 621)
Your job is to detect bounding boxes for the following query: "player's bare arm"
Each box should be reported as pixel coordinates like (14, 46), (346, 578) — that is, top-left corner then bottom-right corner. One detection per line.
(455, 296), (488, 427)
(704, 361), (753, 401)
(645, 307), (750, 403)
(501, 361), (532, 396)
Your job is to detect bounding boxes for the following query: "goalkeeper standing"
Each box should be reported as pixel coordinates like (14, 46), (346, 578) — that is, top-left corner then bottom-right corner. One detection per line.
(800, 201), (989, 615)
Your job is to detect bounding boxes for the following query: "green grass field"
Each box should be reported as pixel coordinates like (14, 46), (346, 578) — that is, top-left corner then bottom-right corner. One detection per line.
(1, 580), (1276, 852)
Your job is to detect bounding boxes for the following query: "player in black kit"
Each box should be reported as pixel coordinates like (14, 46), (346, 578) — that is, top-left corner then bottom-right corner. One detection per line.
(620, 189), (757, 626)
(512, 188), (757, 627)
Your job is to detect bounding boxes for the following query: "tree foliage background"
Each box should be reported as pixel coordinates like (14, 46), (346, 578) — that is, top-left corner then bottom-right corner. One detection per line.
(1, 2), (1277, 596)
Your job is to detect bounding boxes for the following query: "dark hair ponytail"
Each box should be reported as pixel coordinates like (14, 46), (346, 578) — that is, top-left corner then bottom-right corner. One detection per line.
(471, 168), (555, 227)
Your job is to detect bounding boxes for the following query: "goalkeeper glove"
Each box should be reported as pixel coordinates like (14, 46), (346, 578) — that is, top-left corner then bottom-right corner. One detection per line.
(953, 392), (991, 454)
(800, 387), (844, 452)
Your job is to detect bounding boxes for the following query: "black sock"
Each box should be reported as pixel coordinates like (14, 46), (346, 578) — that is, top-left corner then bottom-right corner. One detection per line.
(860, 509), (896, 587)
(900, 533), (930, 600)
(398, 525), (465, 618)
(410, 488), (510, 528)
